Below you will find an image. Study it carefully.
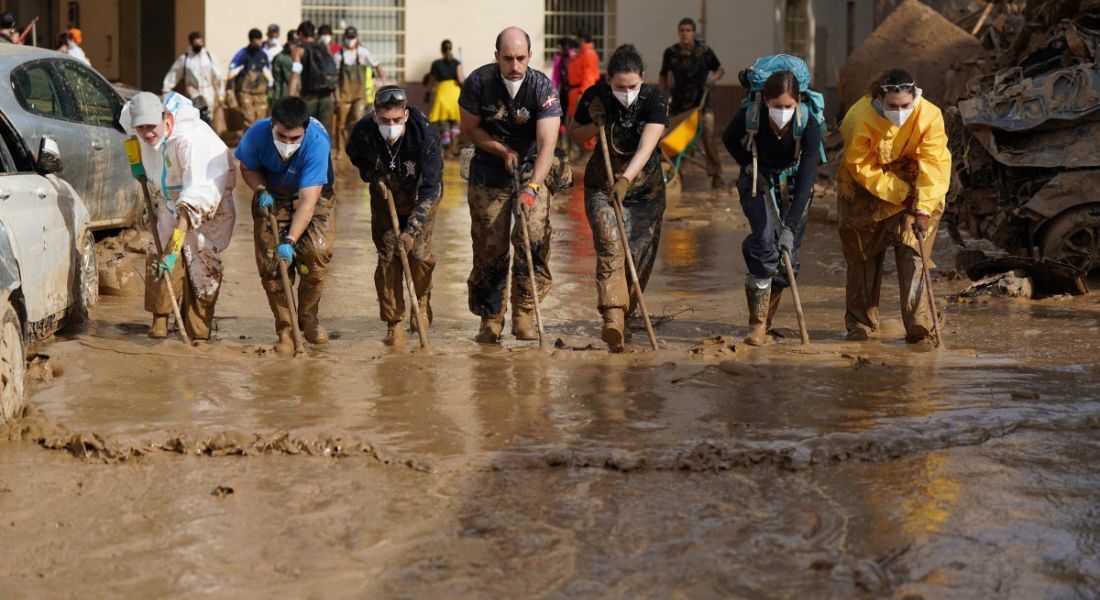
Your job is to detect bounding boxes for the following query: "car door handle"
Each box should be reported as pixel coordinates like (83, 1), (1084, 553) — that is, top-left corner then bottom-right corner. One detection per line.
(34, 187), (48, 199)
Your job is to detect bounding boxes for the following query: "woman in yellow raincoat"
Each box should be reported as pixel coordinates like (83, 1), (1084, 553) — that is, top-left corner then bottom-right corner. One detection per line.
(427, 39), (464, 148)
(837, 69), (951, 344)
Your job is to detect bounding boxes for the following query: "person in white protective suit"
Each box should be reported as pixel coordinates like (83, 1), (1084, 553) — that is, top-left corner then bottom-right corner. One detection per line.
(119, 92), (237, 340)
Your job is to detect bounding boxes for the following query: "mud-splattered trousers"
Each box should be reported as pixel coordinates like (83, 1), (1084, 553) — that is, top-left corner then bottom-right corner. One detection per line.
(466, 180), (552, 318)
(237, 91), (269, 128)
(736, 171), (807, 290)
(370, 185), (437, 324)
(585, 178), (666, 315)
(251, 190), (337, 336)
(837, 168), (940, 339)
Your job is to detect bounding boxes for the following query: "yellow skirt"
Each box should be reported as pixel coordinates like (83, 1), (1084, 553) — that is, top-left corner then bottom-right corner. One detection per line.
(429, 79), (461, 123)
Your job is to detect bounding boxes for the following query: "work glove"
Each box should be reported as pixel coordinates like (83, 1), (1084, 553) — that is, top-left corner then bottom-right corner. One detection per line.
(518, 182), (539, 215)
(890, 156), (920, 185)
(256, 187), (274, 213)
(398, 232), (415, 253)
(587, 97), (606, 126)
(612, 175), (631, 203)
(503, 148), (520, 174)
(778, 225), (795, 254)
(157, 228), (186, 278)
(277, 236), (296, 262)
(912, 210), (931, 236)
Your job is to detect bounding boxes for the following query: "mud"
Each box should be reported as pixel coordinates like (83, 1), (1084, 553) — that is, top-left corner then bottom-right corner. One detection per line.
(1, 158), (1099, 596)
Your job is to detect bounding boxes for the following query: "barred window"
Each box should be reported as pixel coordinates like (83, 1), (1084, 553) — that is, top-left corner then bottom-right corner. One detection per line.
(302, 0), (406, 81)
(544, 0), (616, 68)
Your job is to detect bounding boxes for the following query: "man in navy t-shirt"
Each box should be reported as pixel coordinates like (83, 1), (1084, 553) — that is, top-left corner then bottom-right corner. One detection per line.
(236, 96), (336, 354)
(458, 26), (562, 344)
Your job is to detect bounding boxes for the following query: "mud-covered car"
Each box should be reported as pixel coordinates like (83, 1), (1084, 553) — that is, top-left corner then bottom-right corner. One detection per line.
(951, 22), (1100, 275)
(0, 44), (141, 231)
(0, 127), (98, 425)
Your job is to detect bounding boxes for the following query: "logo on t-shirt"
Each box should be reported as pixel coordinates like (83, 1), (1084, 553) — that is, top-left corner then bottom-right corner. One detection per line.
(542, 94), (558, 109)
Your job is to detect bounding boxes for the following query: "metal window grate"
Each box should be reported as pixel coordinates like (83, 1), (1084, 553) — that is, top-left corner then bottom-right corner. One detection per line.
(302, 0), (406, 81)
(544, 0), (615, 68)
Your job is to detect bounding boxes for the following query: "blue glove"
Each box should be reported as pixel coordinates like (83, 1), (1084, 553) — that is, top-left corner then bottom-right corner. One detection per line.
(778, 226), (795, 254)
(157, 252), (179, 278)
(256, 188), (274, 212)
(277, 236), (296, 262)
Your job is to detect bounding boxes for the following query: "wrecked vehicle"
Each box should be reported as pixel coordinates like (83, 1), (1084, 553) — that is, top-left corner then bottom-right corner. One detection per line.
(0, 44), (142, 231)
(950, 7), (1100, 275)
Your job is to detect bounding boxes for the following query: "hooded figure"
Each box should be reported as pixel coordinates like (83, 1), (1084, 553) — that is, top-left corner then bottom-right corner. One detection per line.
(120, 92), (237, 340)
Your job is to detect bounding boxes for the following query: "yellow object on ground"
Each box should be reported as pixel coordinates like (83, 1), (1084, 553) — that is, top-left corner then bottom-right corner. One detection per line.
(839, 95), (952, 217)
(660, 109), (700, 158)
(429, 79), (462, 123)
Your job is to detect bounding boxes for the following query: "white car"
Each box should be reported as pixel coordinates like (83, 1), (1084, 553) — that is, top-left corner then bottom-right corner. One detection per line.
(0, 136), (98, 424)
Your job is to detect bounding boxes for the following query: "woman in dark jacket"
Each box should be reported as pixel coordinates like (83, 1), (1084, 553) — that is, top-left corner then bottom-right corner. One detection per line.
(723, 71), (821, 345)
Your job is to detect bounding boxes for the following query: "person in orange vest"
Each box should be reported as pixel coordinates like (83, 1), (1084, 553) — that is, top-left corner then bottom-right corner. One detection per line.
(568, 30), (600, 150)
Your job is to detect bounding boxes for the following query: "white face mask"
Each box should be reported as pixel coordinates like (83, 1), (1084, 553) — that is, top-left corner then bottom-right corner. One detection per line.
(768, 107), (795, 129)
(613, 89), (639, 107)
(379, 123), (404, 143)
(344, 39), (356, 49)
(273, 135), (300, 160)
(501, 75), (524, 99)
(884, 106), (914, 128)
(320, 35), (332, 45)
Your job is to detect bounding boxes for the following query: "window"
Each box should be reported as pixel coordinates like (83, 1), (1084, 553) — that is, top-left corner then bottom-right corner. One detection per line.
(11, 63), (75, 121)
(544, 0), (616, 68)
(57, 61), (122, 129)
(302, 0), (406, 81)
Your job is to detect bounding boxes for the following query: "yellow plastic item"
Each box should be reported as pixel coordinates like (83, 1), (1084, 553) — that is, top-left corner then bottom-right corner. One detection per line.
(124, 136), (145, 178)
(660, 110), (700, 158)
(168, 228), (186, 254)
(839, 95), (952, 216)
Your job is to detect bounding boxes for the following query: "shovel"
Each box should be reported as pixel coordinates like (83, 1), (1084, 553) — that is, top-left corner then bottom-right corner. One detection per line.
(378, 182), (431, 351)
(597, 125), (659, 351)
(913, 223), (945, 349)
(124, 137), (193, 346)
(764, 186), (810, 345)
(512, 170), (547, 349)
(264, 210), (305, 356)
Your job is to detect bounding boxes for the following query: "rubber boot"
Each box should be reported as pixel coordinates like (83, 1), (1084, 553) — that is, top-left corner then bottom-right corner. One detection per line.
(743, 283), (771, 346)
(384, 321), (406, 346)
(410, 294), (432, 333)
(149, 314), (169, 339)
(297, 280), (329, 345)
(766, 287), (784, 335)
(512, 310), (538, 341)
(274, 326), (294, 355)
(601, 308), (625, 353)
(475, 316), (504, 344)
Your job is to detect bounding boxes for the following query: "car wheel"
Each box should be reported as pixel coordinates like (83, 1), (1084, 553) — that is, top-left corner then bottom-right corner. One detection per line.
(1040, 204), (1100, 275)
(75, 230), (99, 322)
(0, 297), (26, 425)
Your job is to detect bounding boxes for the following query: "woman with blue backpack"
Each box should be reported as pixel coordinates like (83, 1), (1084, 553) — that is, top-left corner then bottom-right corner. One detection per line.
(722, 66), (822, 346)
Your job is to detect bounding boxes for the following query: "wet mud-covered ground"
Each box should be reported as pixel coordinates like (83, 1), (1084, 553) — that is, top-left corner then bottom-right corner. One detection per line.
(2, 159), (1099, 597)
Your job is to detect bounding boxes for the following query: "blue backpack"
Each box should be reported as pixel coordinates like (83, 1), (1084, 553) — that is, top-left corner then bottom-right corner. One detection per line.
(738, 54), (827, 194)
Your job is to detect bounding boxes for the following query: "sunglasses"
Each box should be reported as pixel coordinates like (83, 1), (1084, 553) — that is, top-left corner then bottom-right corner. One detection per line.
(375, 87), (407, 104)
(880, 82), (915, 93)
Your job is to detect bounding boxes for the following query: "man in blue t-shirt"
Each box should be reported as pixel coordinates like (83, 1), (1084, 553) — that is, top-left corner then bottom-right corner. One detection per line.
(458, 26), (562, 344)
(235, 96), (336, 354)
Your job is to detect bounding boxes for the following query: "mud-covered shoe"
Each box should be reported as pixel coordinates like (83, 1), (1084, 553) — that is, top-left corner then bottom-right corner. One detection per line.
(743, 283), (771, 346)
(904, 325), (932, 345)
(475, 316), (504, 344)
(601, 308), (625, 353)
(148, 314), (169, 339)
(300, 316), (329, 345)
(384, 321), (406, 347)
(846, 328), (871, 342)
(512, 312), (539, 341)
(274, 329), (295, 355)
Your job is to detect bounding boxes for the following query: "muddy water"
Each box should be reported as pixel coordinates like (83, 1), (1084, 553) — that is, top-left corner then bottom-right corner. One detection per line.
(1, 159), (1099, 597)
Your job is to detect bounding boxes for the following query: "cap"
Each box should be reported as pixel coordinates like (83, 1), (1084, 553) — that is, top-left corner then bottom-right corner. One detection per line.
(267, 23), (280, 34)
(0, 12), (15, 29)
(68, 27), (82, 45)
(344, 26), (357, 37)
(129, 92), (164, 128)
